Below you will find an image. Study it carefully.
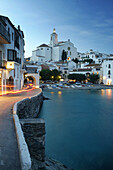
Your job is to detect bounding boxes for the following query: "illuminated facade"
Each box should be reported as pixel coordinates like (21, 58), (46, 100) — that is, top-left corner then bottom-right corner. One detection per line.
(102, 58), (113, 85)
(0, 15), (25, 94)
(31, 29), (77, 63)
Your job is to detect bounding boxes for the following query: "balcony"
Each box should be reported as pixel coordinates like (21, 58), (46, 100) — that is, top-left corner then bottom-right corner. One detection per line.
(7, 50), (21, 64)
(7, 57), (21, 64)
(0, 23), (10, 44)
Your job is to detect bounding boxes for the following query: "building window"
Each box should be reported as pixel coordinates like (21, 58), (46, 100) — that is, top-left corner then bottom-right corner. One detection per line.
(108, 70), (111, 75)
(96, 68), (100, 71)
(7, 49), (17, 61)
(108, 64), (111, 68)
(14, 69), (15, 77)
(8, 27), (10, 34)
(67, 51), (68, 55)
(17, 67), (19, 78)
(41, 48), (43, 50)
(8, 50), (13, 60)
(68, 47), (70, 51)
(12, 33), (14, 41)
(3, 53), (5, 59)
(47, 48), (49, 50)
(70, 51), (71, 55)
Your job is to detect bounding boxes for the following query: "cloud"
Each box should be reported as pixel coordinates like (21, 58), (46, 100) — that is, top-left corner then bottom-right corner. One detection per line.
(57, 24), (93, 37)
(80, 31), (93, 36)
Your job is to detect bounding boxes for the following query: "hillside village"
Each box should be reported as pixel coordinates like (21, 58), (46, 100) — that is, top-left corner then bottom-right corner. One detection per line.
(26, 28), (113, 86)
(0, 15), (113, 95)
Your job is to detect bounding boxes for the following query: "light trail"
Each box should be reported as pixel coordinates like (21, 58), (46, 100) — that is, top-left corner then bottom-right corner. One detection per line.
(0, 85), (35, 96)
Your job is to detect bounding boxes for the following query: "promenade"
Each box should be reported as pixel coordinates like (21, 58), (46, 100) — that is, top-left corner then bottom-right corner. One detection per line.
(0, 89), (41, 170)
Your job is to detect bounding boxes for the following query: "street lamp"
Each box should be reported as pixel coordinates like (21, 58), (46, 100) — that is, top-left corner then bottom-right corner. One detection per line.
(51, 76), (54, 82)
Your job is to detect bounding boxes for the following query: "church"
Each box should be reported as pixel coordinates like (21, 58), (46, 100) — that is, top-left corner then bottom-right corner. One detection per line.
(31, 29), (77, 63)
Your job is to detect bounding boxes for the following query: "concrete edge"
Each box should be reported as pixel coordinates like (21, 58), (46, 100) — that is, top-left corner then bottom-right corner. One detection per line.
(13, 88), (42, 170)
(13, 114), (31, 170)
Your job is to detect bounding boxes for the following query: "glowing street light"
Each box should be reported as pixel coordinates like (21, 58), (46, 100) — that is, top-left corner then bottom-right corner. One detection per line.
(51, 76), (54, 80)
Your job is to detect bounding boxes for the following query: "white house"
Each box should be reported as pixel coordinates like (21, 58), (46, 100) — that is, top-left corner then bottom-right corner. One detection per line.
(0, 15), (25, 94)
(24, 64), (40, 88)
(102, 58), (113, 85)
(78, 49), (109, 64)
(30, 28), (77, 63)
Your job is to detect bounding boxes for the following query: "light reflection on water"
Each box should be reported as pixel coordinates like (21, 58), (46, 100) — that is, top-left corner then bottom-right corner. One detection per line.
(39, 89), (113, 170)
(101, 89), (112, 99)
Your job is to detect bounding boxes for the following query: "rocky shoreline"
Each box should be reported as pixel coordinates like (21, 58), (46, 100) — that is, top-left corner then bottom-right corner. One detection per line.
(32, 157), (75, 170)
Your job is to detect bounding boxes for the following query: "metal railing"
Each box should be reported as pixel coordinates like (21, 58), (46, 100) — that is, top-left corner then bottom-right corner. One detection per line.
(0, 23), (10, 43)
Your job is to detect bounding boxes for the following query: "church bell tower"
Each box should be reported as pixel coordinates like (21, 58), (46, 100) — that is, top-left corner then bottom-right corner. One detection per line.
(50, 28), (58, 47)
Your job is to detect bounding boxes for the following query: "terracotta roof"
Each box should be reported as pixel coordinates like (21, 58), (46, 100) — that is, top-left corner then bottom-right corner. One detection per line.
(72, 68), (92, 72)
(55, 61), (67, 64)
(38, 44), (49, 48)
(85, 64), (101, 67)
(41, 64), (49, 70)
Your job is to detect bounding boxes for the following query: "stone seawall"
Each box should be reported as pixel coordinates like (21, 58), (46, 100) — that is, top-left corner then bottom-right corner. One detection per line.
(20, 119), (45, 170)
(17, 92), (43, 119)
(15, 90), (74, 170)
(16, 91), (45, 169)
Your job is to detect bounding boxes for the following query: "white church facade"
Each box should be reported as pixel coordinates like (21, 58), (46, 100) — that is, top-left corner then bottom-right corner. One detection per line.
(31, 29), (77, 63)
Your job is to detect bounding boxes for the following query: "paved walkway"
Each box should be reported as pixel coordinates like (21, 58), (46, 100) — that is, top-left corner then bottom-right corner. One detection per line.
(0, 89), (41, 170)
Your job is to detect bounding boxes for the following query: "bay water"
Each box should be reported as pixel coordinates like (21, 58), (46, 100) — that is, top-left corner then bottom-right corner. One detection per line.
(39, 89), (113, 170)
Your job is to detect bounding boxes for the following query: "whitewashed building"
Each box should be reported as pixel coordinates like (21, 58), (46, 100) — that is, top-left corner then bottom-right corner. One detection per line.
(102, 58), (113, 85)
(30, 28), (77, 63)
(0, 15), (25, 93)
(78, 49), (109, 64)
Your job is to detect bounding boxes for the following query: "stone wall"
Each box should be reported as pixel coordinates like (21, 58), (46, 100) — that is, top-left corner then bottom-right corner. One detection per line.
(16, 91), (46, 169)
(20, 119), (45, 170)
(17, 92), (43, 119)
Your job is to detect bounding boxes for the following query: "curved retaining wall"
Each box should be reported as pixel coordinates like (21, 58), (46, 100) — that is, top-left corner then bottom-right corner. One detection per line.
(13, 89), (44, 170)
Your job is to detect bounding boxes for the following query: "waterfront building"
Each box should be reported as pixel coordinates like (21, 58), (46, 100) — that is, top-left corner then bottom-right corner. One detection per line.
(69, 63), (102, 83)
(0, 15), (25, 93)
(102, 58), (113, 85)
(30, 28), (77, 63)
(24, 64), (40, 88)
(77, 49), (109, 64)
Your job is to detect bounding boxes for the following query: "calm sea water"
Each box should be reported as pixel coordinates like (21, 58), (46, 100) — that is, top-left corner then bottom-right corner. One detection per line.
(39, 89), (113, 170)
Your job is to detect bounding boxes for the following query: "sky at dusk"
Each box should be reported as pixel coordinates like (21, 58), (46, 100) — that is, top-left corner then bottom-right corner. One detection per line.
(1, 0), (113, 57)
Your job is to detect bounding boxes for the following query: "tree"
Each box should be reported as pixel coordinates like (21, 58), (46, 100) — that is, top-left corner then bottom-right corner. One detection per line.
(40, 69), (52, 80)
(40, 69), (61, 81)
(51, 69), (61, 80)
(72, 58), (79, 63)
(68, 74), (86, 82)
(83, 59), (93, 64)
(89, 74), (100, 84)
(62, 50), (67, 61)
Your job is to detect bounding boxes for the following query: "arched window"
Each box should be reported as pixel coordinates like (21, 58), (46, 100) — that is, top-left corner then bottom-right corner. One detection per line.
(108, 70), (111, 75)
(108, 64), (111, 68)
(68, 47), (70, 51)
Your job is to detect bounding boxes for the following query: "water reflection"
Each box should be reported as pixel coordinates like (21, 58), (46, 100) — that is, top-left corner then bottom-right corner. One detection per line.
(40, 89), (113, 170)
(101, 89), (105, 96)
(50, 91), (54, 94)
(106, 89), (112, 99)
(101, 89), (112, 99)
(58, 91), (62, 97)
